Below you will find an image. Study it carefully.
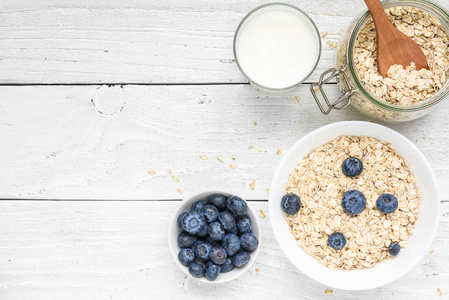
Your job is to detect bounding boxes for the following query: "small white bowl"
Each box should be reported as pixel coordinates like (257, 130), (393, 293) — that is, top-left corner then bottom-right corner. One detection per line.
(269, 121), (439, 290)
(168, 191), (262, 283)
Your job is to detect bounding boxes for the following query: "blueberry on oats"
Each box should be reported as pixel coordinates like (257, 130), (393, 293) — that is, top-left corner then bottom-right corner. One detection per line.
(342, 157), (363, 177)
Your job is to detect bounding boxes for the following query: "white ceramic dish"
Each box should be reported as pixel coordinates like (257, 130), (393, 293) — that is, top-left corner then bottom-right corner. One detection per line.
(269, 121), (439, 290)
(168, 191), (262, 283)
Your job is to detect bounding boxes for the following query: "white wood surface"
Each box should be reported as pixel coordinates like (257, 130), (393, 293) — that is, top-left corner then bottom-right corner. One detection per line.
(0, 201), (448, 299)
(1, 0), (449, 299)
(1, 85), (448, 200)
(0, 0), (446, 84)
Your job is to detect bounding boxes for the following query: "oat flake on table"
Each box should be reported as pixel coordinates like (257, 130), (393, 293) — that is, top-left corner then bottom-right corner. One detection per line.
(354, 7), (449, 105)
(285, 136), (420, 270)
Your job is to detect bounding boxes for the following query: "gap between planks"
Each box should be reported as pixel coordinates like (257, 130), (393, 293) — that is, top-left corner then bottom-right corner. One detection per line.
(0, 199), (448, 203)
(0, 82), (337, 86)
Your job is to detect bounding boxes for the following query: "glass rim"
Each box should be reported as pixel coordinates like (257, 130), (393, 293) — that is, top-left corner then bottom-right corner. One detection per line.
(233, 2), (322, 91)
(347, 0), (449, 112)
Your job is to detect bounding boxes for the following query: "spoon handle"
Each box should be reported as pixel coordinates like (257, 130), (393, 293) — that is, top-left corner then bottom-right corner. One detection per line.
(363, 0), (393, 32)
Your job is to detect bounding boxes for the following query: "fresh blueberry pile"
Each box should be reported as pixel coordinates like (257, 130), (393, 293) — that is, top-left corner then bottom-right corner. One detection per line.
(281, 156), (403, 257)
(177, 194), (259, 280)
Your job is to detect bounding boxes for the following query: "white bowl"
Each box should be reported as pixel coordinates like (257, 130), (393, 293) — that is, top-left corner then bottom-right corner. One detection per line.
(168, 191), (262, 283)
(269, 121), (439, 290)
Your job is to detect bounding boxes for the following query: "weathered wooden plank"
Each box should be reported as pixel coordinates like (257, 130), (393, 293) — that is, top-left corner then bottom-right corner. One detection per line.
(0, 0), (446, 84)
(0, 85), (448, 200)
(0, 201), (447, 299)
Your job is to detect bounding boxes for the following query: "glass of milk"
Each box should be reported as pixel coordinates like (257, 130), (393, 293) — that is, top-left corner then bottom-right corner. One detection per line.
(233, 3), (321, 91)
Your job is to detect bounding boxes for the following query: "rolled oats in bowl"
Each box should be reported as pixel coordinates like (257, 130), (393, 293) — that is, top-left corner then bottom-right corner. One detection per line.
(284, 135), (420, 270)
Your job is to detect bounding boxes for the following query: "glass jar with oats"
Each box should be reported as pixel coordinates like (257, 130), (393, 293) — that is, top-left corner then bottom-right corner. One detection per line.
(311, 0), (449, 122)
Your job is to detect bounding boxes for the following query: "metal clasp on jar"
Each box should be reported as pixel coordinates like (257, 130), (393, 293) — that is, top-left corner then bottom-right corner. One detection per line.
(310, 65), (358, 115)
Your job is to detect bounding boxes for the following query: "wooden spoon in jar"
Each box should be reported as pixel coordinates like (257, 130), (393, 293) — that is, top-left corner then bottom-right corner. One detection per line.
(363, 0), (429, 77)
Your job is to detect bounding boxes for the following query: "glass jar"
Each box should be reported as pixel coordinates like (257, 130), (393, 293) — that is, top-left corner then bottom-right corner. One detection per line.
(311, 0), (449, 122)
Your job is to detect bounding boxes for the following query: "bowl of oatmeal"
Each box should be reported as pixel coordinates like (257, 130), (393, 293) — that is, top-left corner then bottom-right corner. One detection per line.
(268, 121), (439, 290)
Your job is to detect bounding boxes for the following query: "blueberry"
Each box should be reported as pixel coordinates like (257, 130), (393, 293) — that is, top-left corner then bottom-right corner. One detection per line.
(201, 205), (219, 223)
(178, 248), (195, 266)
(177, 212), (186, 230)
(197, 223), (209, 237)
(281, 194), (301, 215)
(205, 262), (221, 280)
(220, 258), (235, 273)
(194, 258), (206, 268)
(388, 243), (400, 256)
(237, 216), (252, 234)
(218, 211), (236, 230)
(191, 200), (208, 212)
(191, 239), (203, 252)
(204, 235), (215, 245)
(209, 245), (227, 265)
(188, 262), (205, 278)
(181, 211), (206, 235)
(240, 233), (258, 251)
(376, 193), (398, 214)
(342, 157), (363, 177)
(208, 222), (225, 241)
(177, 232), (197, 248)
(232, 251), (250, 267)
(226, 225), (238, 235)
(342, 190), (366, 215)
(207, 194), (227, 211)
(195, 242), (212, 262)
(222, 233), (240, 256)
(226, 196), (248, 217)
(328, 232), (346, 250)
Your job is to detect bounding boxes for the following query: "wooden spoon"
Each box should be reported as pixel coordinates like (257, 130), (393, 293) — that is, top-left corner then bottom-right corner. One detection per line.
(364, 0), (429, 77)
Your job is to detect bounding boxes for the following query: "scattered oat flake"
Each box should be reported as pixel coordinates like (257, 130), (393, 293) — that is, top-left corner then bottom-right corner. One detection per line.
(325, 289), (333, 295)
(295, 96), (301, 102)
(249, 145), (254, 149)
(250, 180), (256, 190)
(232, 155), (236, 161)
(177, 189), (183, 194)
(217, 156), (224, 162)
(313, 86), (320, 94)
(340, 28), (344, 32)
(253, 122), (257, 126)
(430, 250), (434, 254)
(266, 188), (270, 193)
(200, 155), (208, 160)
(260, 209), (266, 218)
(328, 41), (338, 49)
(437, 288), (443, 296)
(275, 148), (282, 155)
(230, 164), (238, 168)
(255, 268), (260, 273)
(321, 32), (328, 38)
(148, 170), (156, 175)
(171, 175), (180, 182)
(168, 169), (172, 174)
(258, 149), (262, 153)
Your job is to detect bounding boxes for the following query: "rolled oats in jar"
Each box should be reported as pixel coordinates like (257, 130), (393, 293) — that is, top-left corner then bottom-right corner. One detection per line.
(312, 0), (449, 122)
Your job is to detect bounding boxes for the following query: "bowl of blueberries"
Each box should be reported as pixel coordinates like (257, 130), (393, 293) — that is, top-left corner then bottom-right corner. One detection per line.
(168, 191), (261, 283)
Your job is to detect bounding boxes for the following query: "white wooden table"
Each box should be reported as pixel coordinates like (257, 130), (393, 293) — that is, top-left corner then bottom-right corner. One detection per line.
(1, 0), (448, 299)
